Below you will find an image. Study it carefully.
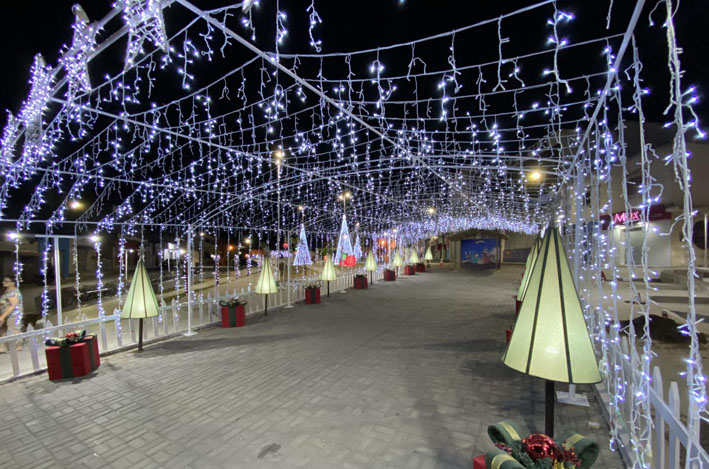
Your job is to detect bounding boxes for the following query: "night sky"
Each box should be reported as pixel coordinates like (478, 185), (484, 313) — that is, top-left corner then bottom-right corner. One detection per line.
(0, 1), (706, 127)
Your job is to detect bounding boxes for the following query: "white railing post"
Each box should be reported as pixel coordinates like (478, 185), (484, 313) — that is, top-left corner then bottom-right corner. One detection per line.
(8, 345), (19, 377)
(128, 315), (136, 344)
(115, 316), (123, 347)
(668, 382), (680, 468)
(152, 315), (158, 338)
(171, 299), (178, 333)
(27, 325), (40, 371)
(161, 300), (168, 335)
(99, 316), (108, 351)
(207, 291), (213, 320)
(653, 366), (666, 469)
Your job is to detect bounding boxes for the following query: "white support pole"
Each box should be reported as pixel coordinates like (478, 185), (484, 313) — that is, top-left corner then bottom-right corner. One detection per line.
(53, 237), (63, 326)
(285, 229), (293, 308)
(185, 228), (197, 336)
(704, 213), (707, 267)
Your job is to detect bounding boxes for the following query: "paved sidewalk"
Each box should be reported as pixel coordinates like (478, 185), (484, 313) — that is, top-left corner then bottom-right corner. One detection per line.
(0, 267), (624, 468)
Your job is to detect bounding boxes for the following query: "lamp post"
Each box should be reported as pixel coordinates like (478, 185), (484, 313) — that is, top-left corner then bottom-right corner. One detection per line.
(245, 238), (252, 276)
(338, 191), (352, 214)
(184, 227), (197, 336)
(274, 149), (284, 279)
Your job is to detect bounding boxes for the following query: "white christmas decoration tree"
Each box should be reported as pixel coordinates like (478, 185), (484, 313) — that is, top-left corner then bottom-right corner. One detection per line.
(293, 224), (312, 266)
(333, 215), (353, 264)
(353, 234), (363, 260)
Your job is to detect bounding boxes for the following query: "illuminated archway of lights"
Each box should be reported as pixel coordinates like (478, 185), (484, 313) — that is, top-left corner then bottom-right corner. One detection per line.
(0, 1), (706, 466)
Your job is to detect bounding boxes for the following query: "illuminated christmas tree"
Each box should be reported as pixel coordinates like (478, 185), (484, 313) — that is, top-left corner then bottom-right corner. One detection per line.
(334, 215), (354, 265)
(293, 224), (312, 266)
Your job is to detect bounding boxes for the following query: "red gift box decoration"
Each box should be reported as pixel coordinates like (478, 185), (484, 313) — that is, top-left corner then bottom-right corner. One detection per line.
(354, 275), (368, 289)
(384, 269), (396, 281)
(221, 304), (246, 328)
(305, 286), (321, 304)
(473, 454), (486, 469)
(415, 263), (426, 273)
(46, 335), (100, 381)
(404, 265), (416, 276)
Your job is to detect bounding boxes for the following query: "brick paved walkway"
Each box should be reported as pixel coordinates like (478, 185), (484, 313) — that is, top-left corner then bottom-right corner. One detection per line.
(0, 267), (624, 468)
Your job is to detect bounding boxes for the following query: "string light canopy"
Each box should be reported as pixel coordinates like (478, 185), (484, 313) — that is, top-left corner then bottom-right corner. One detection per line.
(2, 1), (678, 241)
(0, 2), (707, 465)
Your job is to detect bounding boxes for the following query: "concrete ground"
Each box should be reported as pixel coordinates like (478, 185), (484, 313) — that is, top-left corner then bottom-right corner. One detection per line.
(0, 267), (624, 468)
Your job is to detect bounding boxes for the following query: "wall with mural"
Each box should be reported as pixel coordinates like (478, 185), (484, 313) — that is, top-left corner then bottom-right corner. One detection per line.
(461, 239), (498, 268)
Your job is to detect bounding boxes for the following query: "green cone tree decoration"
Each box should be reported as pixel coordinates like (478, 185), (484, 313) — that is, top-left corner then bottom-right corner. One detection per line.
(121, 258), (160, 351)
(503, 227), (601, 436)
(255, 255), (278, 315)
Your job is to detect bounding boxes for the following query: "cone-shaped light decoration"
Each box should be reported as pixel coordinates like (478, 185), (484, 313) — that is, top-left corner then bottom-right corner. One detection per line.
(122, 259), (160, 319)
(409, 249), (420, 264)
(424, 246), (433, 261)
(365, 250), (377, 272)
(517, 236), (542, 301)
(320, 256), (337, 281)
(255, 255), (278, 316)
(293, 224), (312, 266)
(392, 250), (404, 267)
(503, 227), (601, 385)
(320, 256), (337, 297)
(255, 256), (278, 294)
(121, 258), (160, 352)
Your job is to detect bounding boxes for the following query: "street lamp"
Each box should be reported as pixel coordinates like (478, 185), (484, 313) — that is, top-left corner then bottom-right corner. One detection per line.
(69, 200), (83, 210)
(338, 191), (352, 213)
(245, 238), (252, 274)
(528, 170), (542, 182)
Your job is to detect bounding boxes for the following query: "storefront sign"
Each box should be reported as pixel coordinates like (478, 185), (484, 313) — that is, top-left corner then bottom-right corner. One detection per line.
(599, 204), (670, 229)
(613, 210), (641, 224)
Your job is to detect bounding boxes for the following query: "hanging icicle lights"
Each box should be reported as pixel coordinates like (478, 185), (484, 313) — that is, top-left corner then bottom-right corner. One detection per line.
(0, 1), (707, 465)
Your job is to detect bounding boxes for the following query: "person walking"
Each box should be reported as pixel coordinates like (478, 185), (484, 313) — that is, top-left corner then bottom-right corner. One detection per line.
(0, 276), (23, 352)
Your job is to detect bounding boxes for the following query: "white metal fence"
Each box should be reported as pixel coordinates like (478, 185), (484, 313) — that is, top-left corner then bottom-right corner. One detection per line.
(0, 269), (382, 382)
(593, 336), (709, 468)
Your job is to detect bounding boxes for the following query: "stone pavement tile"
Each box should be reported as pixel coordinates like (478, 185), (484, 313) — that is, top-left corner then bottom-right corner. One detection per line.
(0, 267), (624, 468)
